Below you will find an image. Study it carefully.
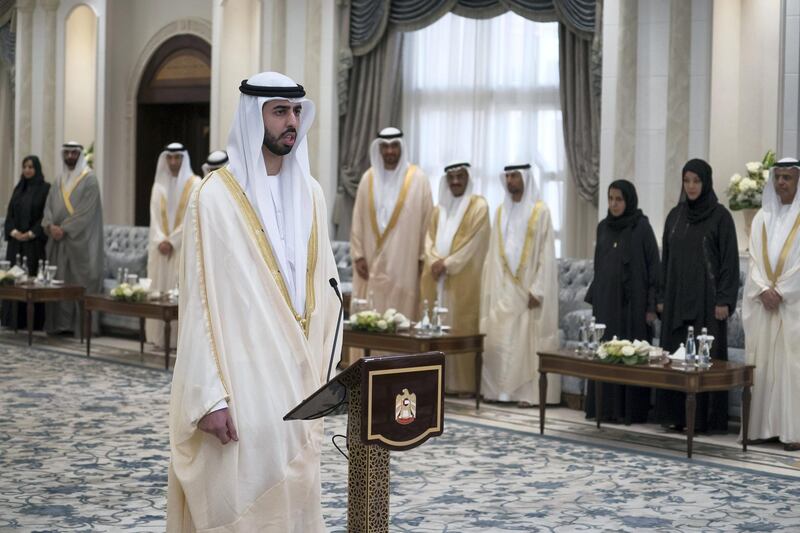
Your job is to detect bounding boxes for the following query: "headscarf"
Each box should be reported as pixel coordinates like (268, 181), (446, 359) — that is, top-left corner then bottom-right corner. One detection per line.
(60, 141), (88, 189)
(435, 162), (474, 257)
(680, 158), (718, 223)
(605, 179), (643, 230)
(369, 127), (410, 232)
(499, 163), (541, 270)
(226, 71), (316, 313)
(762, 157), (800, 268)
(153, 142), (195, 229)
(12, 155), (45, 196)
(201, 150), (228, 176)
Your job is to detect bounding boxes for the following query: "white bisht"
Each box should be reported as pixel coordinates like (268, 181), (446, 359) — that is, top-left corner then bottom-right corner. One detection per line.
(742, 158), (800, 444)
(167, 72), (342, 533)
(350, 127), (433, 319)
(146, 142), (200, 346)
(480, 164), (560, 405)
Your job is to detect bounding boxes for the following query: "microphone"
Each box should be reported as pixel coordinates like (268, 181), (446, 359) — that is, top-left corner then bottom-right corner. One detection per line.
(326, 277), (344, 382)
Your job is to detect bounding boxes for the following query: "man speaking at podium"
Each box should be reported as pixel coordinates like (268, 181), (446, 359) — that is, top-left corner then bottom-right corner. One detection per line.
(167, 72), (342, 532)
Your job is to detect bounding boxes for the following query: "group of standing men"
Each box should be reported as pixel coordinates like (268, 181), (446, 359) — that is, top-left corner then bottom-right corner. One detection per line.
(349, 127), (561, 405)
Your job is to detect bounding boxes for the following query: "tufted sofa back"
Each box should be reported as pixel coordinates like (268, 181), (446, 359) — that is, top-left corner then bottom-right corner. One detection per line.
(103, 225), (150, 278)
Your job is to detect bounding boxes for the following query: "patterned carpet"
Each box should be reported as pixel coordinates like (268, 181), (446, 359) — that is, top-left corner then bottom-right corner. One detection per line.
(1, 343), (799, 532)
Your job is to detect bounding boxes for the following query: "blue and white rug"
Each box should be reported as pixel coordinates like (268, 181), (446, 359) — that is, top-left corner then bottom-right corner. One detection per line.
(1, 344), (798, 532)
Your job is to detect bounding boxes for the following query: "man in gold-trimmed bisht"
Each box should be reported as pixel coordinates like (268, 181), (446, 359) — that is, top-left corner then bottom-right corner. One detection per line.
(350, 127), (432, 320)
(480, 163), (560, 406)
(145, 142), (200, 347)
(167, 72), (342, 532)
(420, 162), (490, 394)
(42, 141), (104, 335)
(742, 157), (800, 451)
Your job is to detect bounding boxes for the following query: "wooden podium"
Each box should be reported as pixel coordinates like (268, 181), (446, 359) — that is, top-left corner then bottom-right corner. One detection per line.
(285, 351), (445, 533)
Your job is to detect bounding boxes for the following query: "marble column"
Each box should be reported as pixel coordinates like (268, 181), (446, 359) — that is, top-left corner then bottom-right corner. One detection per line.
(40, 0), (60, 179)
(14, 0), (35, 176)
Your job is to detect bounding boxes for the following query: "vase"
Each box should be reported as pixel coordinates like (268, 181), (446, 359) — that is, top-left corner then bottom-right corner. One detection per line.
(742, 208), (758, 246)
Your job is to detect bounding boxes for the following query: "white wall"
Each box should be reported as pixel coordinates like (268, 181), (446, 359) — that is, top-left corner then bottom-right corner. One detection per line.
(600, 0), (780, 250)
(63, 5), (97, 147)
(103, 0), (213, 224)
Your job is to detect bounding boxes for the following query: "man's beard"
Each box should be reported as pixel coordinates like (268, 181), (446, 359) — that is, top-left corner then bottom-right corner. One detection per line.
(263, 128), (296, 156)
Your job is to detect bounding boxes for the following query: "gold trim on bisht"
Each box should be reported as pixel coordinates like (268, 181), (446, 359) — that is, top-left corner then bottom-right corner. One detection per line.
(497, 201), (543, 286)
(60, 167), (91, 215)
(762, 213), (800, 287)
(367, 164), (416, 251)
(194, 175), (230, 397)
(217, 167), (318, 336)
(159, 177), (198, 236)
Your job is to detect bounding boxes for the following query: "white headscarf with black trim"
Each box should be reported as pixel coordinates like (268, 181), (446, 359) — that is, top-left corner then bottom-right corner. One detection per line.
(226, 71), (316, 313)
(763, 158), (800, 268)
(435, 162), (474, 257)
(499, 164), (542, 271)
(61, 141), (88, 189)
(369, 127), (409, 232)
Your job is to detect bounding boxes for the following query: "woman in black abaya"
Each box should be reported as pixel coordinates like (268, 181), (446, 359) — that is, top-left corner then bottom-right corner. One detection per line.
(655, 159), (739, 433)
(2, 156), (50, 329)
(585, 180), (660, 424)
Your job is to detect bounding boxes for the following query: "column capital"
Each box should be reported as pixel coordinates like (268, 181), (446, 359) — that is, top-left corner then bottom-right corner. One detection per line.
(40, 0), (61, 12)
(16, 0), (36, 14)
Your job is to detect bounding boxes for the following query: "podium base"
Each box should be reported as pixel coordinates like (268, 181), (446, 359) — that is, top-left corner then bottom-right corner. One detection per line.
(344, 370), (390, 532)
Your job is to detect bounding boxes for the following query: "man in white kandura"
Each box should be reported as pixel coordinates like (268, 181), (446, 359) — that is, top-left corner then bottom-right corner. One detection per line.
(743, 157), (800, 452)
(420, 162), (490, 394)
(480, 164), (560, 407)
(350, 127), (432, 320)
(167, 72), (342, 532)
(145, 142), (200, 347)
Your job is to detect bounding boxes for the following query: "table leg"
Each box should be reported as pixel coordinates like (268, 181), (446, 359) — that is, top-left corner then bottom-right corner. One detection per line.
(686, 392), (697, 458)
(79, 299), (84, 344)
(26, 300), (34, 346)
(474, 351), (483, 410)
(164, 320), (171, 370)
(12, 300), (18, 333)
(139, 318), (145, 354)
(85, 308), (92, 358)
(539, 371), (547, 434)
(595, 381), (602, 429)
(742, 385), (752, 453)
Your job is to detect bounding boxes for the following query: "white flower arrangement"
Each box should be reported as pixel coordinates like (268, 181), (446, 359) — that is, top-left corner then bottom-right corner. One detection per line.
(596, 337), (652, 365)
(351, 308), (409, 333)
(110, 282), (148, 303)
(727, 149), (775, 210)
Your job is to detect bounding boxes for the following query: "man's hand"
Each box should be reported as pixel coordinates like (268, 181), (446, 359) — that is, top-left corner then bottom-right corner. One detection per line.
(49, 225), (64, 241)
(10, 229), (29, 242)
(714, 305), (730, 321)
(158, 241), (174, 256)
(528, 294), (541, 309)
(646, 311), (657, 325)
(431, 259), (447, 280)
(198, 408), (239, 445)
(656, 303), (664, 314)
(759, 288), (782, 311)
(355, 258), (369, 280)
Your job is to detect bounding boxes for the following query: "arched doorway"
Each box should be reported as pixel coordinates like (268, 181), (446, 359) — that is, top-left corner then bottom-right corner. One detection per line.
(135, 34), (210, 226)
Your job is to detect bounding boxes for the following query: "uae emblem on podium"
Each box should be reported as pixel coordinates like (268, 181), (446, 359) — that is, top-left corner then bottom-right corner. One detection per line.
(395, 388), (417, 425)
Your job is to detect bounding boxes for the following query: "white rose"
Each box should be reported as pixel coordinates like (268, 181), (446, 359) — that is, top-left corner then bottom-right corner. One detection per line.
(597, 347), (608, 359)
(730, 173), (742, 185)
(621, 345), (636, 356)
(377, 319), (388, 330)
(392, 312), (407, 324)
(740, 177), (757, 191)
(745, 162), (761, 174)
(123, 288), (133, 297)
